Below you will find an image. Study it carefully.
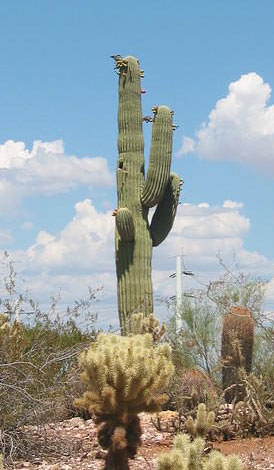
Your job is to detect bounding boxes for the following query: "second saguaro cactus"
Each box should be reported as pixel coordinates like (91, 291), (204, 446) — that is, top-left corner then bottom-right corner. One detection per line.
(114, 55), (181, 334)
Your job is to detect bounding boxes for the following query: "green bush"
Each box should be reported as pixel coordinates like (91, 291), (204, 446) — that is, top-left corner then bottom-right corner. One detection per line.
(0, 313), (97, 458)
(0, 255), (100, 459)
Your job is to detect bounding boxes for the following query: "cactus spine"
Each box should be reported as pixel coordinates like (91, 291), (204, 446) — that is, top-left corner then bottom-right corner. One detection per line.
(114, 56), (181, 334)
(221, 306), (254, 403)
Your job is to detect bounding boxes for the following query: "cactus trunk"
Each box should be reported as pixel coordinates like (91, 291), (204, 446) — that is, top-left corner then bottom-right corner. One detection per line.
(114, 56), (181, 334)
(105, 449), (129, 470)
(221, 306), (254, 403)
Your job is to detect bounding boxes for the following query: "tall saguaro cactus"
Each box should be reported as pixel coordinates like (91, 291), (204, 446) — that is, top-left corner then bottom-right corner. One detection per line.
(114, 56), (181, 334)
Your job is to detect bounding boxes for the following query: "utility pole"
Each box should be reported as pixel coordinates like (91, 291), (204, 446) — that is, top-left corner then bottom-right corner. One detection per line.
(176, 255), (183, 333)
(169, 254), (195, 333)
(14, 299), (21, 323)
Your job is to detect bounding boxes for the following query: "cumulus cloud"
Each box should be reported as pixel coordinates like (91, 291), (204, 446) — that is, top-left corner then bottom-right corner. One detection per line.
(153, 200), (274, 276)
(20, 198), (272, 289)
(26, 197), (251, 276)
(178, 73), (274, 176)
(153, 200), (246, 268)
(26, 199), (115, 273)
(0, 139), (114, 213)
(0, 179), (23, 215)
(2, 198), (273, 324)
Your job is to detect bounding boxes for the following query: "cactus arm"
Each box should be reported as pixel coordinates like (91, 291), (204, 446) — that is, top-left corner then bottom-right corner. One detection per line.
(150, 172), (182, 247)
(141, 106), (173, 208)
(116, 208), (135, 241)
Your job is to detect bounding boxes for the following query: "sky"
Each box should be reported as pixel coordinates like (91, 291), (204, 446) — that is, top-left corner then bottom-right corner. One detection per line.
(0, 0), (273, 328)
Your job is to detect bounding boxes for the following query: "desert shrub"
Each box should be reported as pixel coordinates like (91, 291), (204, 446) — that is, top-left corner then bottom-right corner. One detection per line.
(177, 369), (217, 413)
(165, 259), (273, 418)
(0, 254), (99, 459)
(165, 297), (220, 379)
(253, 327), (274, 388)
(164, 297), (220, 414)
(234, 371), (274, 436)
(0, 313), (97, 459)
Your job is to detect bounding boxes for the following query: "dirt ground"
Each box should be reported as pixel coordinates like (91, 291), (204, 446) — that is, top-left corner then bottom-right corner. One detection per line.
(9, 413), (274, 470)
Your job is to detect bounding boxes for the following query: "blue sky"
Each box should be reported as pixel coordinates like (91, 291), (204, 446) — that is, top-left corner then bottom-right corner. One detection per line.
(0, 0), (273, 326)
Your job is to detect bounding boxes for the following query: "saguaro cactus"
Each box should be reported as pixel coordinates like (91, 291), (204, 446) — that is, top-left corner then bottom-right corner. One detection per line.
(113, 55), (181, 333)
(221, 306), (254, 403)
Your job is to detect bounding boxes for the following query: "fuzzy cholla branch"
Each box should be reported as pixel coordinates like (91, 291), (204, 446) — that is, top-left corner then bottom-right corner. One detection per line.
(129, 313), (166, 342)
(75, 333), (173, 415)
(186, 403), (215, 439)
(158, 433), (243, 470)
(75, 332), (174, 470)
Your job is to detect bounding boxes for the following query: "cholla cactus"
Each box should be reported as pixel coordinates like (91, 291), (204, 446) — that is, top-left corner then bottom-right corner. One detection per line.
(158, 433), (243, 470)
(75, 333), (174, 470)
(221, 306), (254, 403)
(186, 403), (215, 439)
(129, 312), (166, 342)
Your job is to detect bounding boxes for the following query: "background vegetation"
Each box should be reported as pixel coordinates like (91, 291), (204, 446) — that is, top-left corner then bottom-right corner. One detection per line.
(0, 254), (273, 462)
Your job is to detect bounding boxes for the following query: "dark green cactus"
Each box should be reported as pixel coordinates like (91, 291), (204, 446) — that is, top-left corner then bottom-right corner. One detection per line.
(221, 306), (254, 403)
(114, 56), (182, 334)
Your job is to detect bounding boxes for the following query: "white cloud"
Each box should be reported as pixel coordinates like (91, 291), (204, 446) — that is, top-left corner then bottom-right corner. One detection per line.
(223, 200), (243, 209)
(0, 139), (114, 214)
(1, 198), (273, 325)
(179, 136), (196, 155)
(26, 199), (115, 272)
(153, 200), (273, 275)
(171, 202), (250, 239)
(17, 198), (272, 288)
(178, 73), (274, 176)
(0, 179), (23, 215)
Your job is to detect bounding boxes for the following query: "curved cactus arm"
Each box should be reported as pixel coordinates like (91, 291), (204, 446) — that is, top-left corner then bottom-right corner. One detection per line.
(116, 208), (135, 241)
(150, 173), (182, 247)
(141, 106), (173, 208)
